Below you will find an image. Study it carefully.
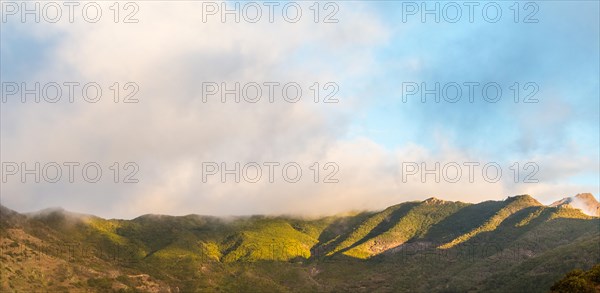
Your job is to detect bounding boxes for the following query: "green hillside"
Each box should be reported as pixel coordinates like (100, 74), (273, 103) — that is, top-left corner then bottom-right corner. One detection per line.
(1, 195), (599, 292)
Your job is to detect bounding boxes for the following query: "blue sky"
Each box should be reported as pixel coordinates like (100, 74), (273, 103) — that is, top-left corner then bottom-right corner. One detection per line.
(347, 1), (599, 181)
(1, 1), (598, 217)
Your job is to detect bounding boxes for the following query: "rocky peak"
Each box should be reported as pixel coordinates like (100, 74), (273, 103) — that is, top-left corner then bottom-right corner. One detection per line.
(423, 197), (445, 204)
(550, 193), (599, 217)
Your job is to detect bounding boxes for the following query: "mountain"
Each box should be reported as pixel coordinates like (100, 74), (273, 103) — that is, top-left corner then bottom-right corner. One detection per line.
(1, 194), (599, 292)
(551, 193), (600, 217)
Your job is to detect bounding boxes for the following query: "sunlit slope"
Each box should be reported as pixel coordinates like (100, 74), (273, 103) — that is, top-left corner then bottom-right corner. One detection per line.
(334, 199), (468, 258)
(438, 194), (543, 249)
(1, 194), (598, 292)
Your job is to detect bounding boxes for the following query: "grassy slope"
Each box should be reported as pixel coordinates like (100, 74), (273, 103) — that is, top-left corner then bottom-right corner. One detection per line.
(1, 196), (598, 292)
(342, 200), (468, 258)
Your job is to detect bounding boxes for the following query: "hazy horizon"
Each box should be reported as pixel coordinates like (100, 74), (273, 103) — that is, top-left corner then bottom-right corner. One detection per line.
(3, 192), (598, 220)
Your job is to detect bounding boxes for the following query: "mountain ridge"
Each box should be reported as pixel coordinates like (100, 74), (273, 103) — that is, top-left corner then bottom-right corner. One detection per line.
(5, 193), (596, 221)
(1, 193), (599, 292)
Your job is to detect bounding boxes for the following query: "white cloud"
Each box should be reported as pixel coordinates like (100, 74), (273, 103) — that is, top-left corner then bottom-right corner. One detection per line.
(1, 2), (596, 218)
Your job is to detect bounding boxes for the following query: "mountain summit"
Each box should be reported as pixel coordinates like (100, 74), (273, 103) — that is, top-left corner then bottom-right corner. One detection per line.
(550, 193), (600, 217)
